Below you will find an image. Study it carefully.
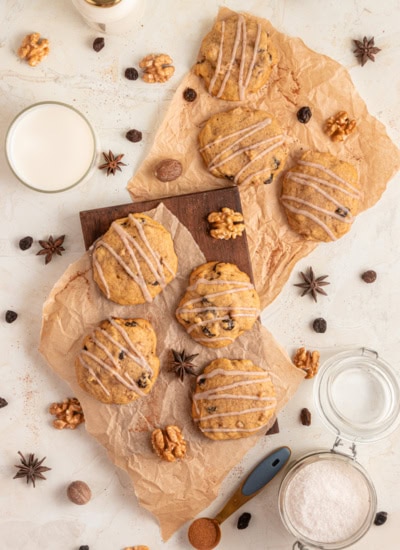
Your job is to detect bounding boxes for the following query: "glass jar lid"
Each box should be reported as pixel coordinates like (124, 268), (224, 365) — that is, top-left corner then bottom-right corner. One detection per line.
(315, 348), (400, 443)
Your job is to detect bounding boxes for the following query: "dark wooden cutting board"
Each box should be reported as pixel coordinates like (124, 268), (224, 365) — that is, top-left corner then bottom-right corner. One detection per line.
(79, 186), (279, 434)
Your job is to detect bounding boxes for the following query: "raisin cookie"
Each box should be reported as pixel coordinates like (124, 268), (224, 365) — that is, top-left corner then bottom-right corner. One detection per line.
(194, 13), (277, 101)
(176, 261), (260, 348)
(199, 107), (287, 186)
(75, 317), (159, 404)
(192, 358), (277, 440)
(281, 151), (361, 242)
(92, 213), (178, 305)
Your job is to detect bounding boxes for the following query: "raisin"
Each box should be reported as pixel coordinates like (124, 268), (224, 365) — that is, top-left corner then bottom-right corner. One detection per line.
(312, 318), (327, 333)
(150, 281), (159, 286)
(222, 318), (235, 331)
(335, 207), (349, 217)
(237, 512), (251, 529)
(124, 320), (137, 327)
(297, 106), (312, 124)
(126, 129), (142, 143)
(202, 326), (215, 338)
(201, 297), (212, 306)
(79, 546), (90, 550)
(300, 407), (312, 426)
(83, 345), (88, 351)
(374, 511), (388, 526)
(0, 397), (8, 409)
(92, 37), (105, 52)
(5, 310), (17, 323)
(264, 174), (274, 185)
(183, 87), (197, 102)
(206, 406), (217, 413)
(361, 270), (377, 283)
(225, 174), (235, 181)
(125, 67), (139, 80)
(118, 351), (125, 360)
(19, 236), (33, 250)
(137, 373), (150, 388)
(272, 157), (281, 170)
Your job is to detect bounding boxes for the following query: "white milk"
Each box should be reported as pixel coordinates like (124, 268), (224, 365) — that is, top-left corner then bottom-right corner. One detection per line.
(6, 102), (97, 192)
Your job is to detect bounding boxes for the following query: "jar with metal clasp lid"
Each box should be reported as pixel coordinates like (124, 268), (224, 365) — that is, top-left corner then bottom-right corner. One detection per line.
(71, 0), (145, 34)
(278, 348), (400, 549)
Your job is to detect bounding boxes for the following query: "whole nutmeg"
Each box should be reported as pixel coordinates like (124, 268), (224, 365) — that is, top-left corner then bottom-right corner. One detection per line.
(67, 480), (92, 505)
(154, 159), (182, 182)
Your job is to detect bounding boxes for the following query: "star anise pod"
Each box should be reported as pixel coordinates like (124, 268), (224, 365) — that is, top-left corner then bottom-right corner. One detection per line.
(294, 267), (330, 302)
(99, 150), (127, 176)
(353, 36), (381, 67)
(36, 235), (65, 264)
(169, 349), (199, 381)
(13, 451), (51, 487)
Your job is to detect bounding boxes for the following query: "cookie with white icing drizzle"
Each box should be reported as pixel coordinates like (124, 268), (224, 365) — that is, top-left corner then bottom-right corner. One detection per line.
(176, 261), (260, 348)
(199, 107), (287, 187)
(192, 358), (277, 440)
(75, 317), (159, 404)
(281, 151), (361, 242)
(92, 213), (178, 305)
(194, 13), (277, 101)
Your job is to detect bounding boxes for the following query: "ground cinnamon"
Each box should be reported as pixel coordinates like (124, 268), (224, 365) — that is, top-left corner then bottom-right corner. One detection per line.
(188, 517), (220, 549)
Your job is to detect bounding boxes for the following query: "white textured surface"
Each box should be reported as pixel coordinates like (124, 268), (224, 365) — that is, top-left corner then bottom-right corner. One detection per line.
(0, 1), (399, 549)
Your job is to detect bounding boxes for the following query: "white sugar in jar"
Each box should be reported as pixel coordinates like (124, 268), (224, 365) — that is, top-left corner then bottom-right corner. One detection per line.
(279, 452), (376, 549)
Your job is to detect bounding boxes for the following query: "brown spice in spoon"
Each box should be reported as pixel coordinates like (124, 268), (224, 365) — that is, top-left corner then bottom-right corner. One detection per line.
(188, 517), (220, 549)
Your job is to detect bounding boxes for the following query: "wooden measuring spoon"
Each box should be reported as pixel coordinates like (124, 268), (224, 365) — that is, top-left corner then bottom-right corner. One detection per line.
(188, 446), (291, 549)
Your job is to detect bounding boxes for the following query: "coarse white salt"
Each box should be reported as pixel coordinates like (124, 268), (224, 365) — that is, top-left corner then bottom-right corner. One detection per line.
(284, 458), (371, 544)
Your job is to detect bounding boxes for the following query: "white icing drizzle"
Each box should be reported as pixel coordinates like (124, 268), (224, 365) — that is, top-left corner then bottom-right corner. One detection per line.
(208, 20), (225, 94)
(181, 286), (255, 310)
(92, 253), (111, 299)
(79, 350), (145, 396)
(298, 160), (360, 196)
(108, 318), (153, 375)
(238, 16), (247, 100)
(209, 135), (283, 172)
(83, 362), (110, 396)
(188, 278), (254, 290)
(201, 425), (267, 433)
(217, 14), (243, 98)
(281, 200), (337, 241)
(192, 336), (235, 344)
(186, 313), (257, 334)
(194, 367), (276, 433)
(177, 306), (259, 315)
(287, 175), (355, 219)
(288, 171), (359, 199)
(243, 23), (262, 92)
(234, 137), (285, 185)
(281, 195), (353, 224)
(199, 118), (272, 153)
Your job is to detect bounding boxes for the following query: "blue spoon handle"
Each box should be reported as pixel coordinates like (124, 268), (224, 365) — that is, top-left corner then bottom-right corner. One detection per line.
(214, 446), (291, 525)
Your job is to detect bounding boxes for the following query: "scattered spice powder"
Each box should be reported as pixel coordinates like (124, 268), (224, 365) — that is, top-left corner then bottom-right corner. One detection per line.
(92, 37), (105, 52)
(19, 236), (33, 250)
(5, 310), (18, 323)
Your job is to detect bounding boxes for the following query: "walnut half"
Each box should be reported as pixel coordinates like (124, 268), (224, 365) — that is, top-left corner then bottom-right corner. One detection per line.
(207, 207), (245, 240)
(324, 111), (356, 142)
(139, 54), (175, 83)
(293, 347), (320, 379)
(18, 32), (50, 67)
(49, 397), (85, 429)
(151, 425), (187, 462)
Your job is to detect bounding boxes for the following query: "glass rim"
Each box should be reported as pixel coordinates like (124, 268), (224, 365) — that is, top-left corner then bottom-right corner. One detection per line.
(278, 451), (377, 549)
(5, 101), (98, 194)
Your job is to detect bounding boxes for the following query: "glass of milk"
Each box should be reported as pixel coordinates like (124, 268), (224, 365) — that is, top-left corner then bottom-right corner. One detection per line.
(6, 101), (98, 193)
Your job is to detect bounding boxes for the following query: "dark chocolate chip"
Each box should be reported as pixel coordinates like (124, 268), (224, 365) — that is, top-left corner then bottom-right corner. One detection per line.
(126, 129), (142, 143)
(183, 87), (197, 102)
(335, 207), (349, 217)
(264, 174), (274, 185)
(5, 310), (18, 323)
(92, 37), (105, 52)
(118, 351), (125, 360)
(19, 236), (33, 250)
(237, 512), (252, 529)
(222, 318), (235, 331)
(300, 407), (312, 426)
(312, 317), (327, 333)
(125, 67), (138, 80)
(202, 326), (215, 338)
(206, 406), (217, 413)
(0, 397), (8, 409)
(198, 378), (206, 386)
(297, 106), (312, 124)
(124, 321), (137, 327)
(374, 511), (388, 526)
(137, 373), (150, 388)
(361, 270), (377, 283)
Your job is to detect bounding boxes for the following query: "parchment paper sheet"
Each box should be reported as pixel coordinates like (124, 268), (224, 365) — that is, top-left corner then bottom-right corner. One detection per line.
(126, 8), (400, 309)
(39, 204), (304, 540)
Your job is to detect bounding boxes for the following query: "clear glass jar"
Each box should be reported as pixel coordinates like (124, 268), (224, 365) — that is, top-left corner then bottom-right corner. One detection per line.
(278, 348), (400, 549)
(71, 0), (145, 34)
